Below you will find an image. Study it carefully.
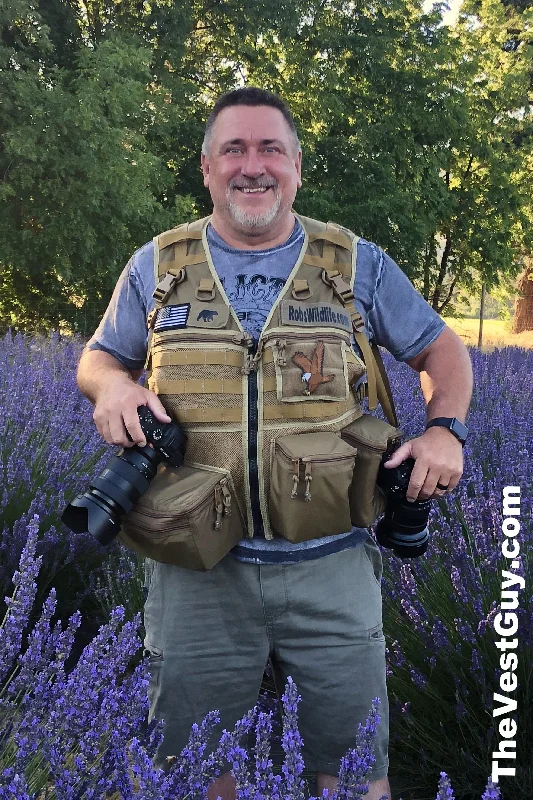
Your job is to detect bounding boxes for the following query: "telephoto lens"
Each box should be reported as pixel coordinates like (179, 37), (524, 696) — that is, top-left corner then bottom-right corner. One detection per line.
(375, 456), (431, 558)
(62, 407), (187, 545)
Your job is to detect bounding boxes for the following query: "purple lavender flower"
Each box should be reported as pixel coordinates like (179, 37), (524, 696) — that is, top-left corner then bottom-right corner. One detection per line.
(435, 771), (455, 799)
(0, 331), (112, 619)
(0, 516), (41, 684)
(281, 677), (306, 800)
(335, 698), (381, 800)
(375, 348), (532, 797)
(480, 778), (501, 799)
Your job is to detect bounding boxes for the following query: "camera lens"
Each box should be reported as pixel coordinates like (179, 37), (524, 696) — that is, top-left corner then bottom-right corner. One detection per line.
(375, 456), (432, 558)
(62, 445), (164, 545)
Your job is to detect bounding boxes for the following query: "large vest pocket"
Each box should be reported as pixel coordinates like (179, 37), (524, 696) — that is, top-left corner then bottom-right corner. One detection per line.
(341, 415), (402, 527)
(269, 433), (357, 542)
(119, 464), (244, 570)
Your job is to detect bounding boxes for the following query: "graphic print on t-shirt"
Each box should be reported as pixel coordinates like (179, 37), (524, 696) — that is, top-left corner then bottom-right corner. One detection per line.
(219, 274), (287, 340)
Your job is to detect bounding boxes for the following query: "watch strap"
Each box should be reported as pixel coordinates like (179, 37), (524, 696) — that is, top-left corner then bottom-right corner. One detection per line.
(425, 417), (468, 445)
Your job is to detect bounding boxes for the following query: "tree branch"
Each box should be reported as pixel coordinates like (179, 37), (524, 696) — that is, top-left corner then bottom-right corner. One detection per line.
(437, 276), (457, 314)
(431, 233), (452, 310)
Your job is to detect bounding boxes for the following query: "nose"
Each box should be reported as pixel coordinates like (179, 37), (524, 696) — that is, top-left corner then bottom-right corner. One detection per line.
(241, 147), (265, 178)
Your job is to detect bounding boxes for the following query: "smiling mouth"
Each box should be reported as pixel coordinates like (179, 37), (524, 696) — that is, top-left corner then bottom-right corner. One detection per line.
(235, 186), (271, 194)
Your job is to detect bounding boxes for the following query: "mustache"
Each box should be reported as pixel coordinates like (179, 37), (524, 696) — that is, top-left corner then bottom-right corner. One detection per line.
(229, 179), (277, 190)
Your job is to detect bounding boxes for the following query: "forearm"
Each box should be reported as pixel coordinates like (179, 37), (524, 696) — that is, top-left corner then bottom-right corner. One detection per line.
(407, 326), (473, 423)
(77, 348), (141, 405)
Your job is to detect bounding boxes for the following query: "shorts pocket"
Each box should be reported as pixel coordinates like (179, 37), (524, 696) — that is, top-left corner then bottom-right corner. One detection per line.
(120, 464), (244, 570)
(269, 432), (357, 542)
(362, 535), (384, 589)
(341, 415), (402, 527)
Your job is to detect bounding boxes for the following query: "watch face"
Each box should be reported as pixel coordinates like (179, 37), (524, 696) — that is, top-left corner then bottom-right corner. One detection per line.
(450, 418), (468, 442)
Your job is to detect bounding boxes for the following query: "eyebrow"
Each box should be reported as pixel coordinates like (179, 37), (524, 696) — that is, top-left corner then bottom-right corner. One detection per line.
(220, 138), (286, 150)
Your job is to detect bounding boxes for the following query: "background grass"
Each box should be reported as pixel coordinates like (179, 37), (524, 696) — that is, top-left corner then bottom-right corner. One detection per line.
(444, 318), (533, 351)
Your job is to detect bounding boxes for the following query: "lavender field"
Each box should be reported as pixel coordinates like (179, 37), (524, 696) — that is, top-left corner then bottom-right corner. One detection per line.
(0, 332), (531, 800)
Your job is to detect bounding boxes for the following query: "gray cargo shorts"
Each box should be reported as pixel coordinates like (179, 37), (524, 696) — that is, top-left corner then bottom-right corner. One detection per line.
(143, 536), (389, 780)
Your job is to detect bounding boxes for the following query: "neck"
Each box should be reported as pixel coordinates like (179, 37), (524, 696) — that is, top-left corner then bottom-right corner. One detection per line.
(209, 211), (296, 250)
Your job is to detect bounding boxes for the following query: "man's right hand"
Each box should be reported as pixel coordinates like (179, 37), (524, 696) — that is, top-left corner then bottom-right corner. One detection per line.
(93, 378), (171, 448)
(77, 349), (171, 448)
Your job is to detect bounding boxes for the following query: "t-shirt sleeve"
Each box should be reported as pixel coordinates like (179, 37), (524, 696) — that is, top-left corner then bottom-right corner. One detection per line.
(87, 250), (152, 371)
(354, 241), (445, 362)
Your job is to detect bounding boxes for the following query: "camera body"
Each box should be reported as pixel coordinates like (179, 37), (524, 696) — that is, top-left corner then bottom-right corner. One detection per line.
(375, 453), (431, 558)
(62, 407), (187, 545)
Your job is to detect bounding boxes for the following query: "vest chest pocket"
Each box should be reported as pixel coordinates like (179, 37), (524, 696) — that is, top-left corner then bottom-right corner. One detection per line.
(268, 336), (359, 403)
(269, 433), (357, 543)
(119, 464), (245, 570)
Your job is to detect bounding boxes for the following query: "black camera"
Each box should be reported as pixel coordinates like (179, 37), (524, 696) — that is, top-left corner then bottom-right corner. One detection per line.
(375, 452), (431, 558)
(62, 407), (187, 545)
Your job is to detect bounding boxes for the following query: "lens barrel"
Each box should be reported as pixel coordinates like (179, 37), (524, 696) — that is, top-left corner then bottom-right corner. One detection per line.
(61, 409), (187, 545)
(375, 456), (432, 558)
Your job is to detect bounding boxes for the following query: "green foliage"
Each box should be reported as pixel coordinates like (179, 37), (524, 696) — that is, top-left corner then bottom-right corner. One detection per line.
(1, 0), (532, 330)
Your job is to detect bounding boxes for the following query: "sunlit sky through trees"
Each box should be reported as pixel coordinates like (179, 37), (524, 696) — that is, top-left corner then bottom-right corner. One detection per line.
(423, 0), (463, 25)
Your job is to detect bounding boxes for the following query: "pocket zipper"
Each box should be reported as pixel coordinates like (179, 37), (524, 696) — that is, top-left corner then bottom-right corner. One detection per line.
(261, 332), (351, 368)
(277, 445), (356, 503)
(342, 433), (401, 454)
(127, 476), (232, 534)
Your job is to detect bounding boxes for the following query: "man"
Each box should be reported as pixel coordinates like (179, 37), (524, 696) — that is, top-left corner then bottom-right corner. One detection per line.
(77, 87), (473, 800)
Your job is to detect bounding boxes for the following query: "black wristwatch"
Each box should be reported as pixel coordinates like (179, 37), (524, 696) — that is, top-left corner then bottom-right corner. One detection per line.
(425, 417), (468, 446)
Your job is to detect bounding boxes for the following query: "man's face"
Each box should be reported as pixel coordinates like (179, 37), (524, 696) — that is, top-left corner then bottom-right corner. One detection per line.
(201, 105), (302, 237)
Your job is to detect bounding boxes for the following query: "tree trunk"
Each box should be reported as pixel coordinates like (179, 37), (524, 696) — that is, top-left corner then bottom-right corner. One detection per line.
(513, 257), (533, 333)
(478, 283), (486, 348)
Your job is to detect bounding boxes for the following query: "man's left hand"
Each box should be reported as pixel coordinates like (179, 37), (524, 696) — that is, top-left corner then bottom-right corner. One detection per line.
(383, 426), (464, 502)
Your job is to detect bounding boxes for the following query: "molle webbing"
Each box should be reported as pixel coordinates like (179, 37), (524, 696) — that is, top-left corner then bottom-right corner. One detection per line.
(151, 350), (245, 369)
(146, 214), (398, 544)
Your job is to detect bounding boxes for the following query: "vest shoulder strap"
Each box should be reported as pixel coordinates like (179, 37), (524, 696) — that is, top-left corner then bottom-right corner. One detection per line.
(297, 214), (358, 281)
(154, 216), (211, 283)
(298, 216), (398, 427)
(157, 216), (211, 251)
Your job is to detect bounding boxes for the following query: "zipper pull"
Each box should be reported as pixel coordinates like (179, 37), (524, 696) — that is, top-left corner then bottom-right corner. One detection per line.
(304, 462), (313, 502)
(241, 336), (262, 374)
(220, 478), (232, 516)
(242, 354), (253, 375)
(214, 487), (224, 530)
(291, 458), (300, 499)
(276, 339), (287, 366)
(249, 337), (264, 372)
(241, 332), (254, 348)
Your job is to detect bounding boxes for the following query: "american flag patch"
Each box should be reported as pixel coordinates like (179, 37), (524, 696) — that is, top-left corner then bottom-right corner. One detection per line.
(154, 304), (190, 332)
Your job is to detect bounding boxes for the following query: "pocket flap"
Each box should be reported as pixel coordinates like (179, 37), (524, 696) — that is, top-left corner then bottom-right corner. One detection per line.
(276, 432), (357, 461)
(133, 464), (222, 513)
(341, 415), (402, 451)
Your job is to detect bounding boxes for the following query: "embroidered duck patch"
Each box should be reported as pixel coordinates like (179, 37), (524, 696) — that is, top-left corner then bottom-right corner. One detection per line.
(292, 341), (335, 395)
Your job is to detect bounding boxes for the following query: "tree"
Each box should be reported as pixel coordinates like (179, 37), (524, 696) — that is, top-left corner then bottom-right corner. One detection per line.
(513, 256), (533, 331)
(0, 1), (188, 333)
(2, 0), (532, 329)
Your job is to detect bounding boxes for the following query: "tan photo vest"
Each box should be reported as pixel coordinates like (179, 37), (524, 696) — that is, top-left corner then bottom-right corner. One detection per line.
(119, 214), (400, 569)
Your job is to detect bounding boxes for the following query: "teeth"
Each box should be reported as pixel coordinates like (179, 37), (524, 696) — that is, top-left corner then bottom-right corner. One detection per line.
(239, 187), (268, 193)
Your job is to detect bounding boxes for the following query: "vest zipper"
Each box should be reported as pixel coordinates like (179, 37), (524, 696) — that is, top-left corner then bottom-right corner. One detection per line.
(247, 338), (263, 537)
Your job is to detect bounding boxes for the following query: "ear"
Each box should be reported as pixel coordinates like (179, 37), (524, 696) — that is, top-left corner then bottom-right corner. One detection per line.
(295, 149), (302, 188)
(201, 153), (210, 188)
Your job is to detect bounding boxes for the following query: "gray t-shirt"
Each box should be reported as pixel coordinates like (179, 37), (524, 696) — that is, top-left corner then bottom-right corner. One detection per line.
(89, 218), (445, 564)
